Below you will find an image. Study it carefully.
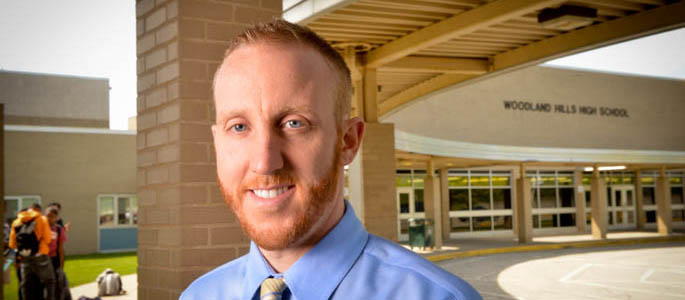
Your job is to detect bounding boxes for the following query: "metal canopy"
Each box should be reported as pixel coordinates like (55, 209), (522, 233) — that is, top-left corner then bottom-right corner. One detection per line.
(287, 0), (685, 118)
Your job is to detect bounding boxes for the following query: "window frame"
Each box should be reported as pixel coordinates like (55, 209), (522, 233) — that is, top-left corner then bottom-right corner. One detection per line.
(97, 194), (138, 228)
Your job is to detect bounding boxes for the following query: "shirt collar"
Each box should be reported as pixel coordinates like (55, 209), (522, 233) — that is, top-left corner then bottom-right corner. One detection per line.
(244, 200), (369, 299)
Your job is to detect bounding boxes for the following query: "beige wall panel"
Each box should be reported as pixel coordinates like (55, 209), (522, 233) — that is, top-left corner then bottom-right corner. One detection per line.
(0, 71), (109, 127)
(385, 66), (685, 151)
(5, 131), (136, 255)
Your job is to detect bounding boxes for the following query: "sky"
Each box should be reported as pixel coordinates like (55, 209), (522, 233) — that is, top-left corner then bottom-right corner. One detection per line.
(0, 1), (683, 130)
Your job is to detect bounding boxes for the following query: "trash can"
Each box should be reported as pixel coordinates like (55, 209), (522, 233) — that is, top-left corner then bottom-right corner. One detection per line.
(408, 218), (434, 250)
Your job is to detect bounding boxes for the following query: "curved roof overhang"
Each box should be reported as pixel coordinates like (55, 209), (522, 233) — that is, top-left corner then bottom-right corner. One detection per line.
(286, 0), (685, 118)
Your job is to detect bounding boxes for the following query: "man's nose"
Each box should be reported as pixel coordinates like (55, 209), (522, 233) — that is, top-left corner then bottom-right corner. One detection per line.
(250, 129), (284, 175)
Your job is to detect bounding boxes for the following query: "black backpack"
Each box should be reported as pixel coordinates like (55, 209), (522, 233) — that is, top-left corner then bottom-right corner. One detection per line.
(15, 218), (39, 257)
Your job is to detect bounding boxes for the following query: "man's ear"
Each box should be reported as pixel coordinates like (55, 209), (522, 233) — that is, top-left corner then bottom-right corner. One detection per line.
(341, 117), (365, 166)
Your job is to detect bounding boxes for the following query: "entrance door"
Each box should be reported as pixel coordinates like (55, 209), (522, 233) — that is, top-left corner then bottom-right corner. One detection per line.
(397, 187), (425, 241)
(609, 185), (636, 229)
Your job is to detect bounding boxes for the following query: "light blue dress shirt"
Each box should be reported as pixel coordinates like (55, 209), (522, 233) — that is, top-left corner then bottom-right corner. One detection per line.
(180, 201), (481, 299)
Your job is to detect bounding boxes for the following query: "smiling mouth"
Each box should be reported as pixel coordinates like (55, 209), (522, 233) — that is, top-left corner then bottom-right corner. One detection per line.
(251, 186), (293, 199)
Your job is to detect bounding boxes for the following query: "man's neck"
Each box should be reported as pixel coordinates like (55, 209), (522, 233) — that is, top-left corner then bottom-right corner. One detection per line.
(258, 199), (346, 273)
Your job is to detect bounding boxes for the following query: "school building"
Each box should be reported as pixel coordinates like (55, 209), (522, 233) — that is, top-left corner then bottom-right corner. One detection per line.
(131, 0), (685, 298)
(1, 70), (138, 255)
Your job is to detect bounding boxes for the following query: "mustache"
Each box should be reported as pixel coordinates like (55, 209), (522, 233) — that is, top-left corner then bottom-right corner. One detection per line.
(240, 171), (297, 189)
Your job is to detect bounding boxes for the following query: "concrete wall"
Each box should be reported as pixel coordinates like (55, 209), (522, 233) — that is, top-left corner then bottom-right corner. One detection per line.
(5, 129), (136, 254)
(385, 66), (685, 151)
(0, 71), (109, 128)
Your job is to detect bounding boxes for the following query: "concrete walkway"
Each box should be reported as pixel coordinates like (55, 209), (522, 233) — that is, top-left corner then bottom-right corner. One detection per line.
(70, 274), (137, 300)
(401, 230), (685, 262)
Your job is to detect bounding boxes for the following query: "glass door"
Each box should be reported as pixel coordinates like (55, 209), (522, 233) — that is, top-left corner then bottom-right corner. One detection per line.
(609, 185), (636, 229)
(397, 187), (425, 241)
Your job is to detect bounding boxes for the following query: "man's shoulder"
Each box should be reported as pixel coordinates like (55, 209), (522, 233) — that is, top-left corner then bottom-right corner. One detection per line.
(349, 234), (481, 299)
(180, 254), (249, 299)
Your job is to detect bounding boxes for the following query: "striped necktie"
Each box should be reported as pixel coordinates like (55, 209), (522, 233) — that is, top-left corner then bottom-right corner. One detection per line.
(260, 277), (287, 300)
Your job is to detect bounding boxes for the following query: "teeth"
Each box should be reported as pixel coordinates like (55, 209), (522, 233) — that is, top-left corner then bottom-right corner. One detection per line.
(253, 186), (289, 199)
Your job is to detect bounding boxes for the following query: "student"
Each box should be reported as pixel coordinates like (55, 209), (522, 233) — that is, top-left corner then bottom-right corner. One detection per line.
(46, 207), (67, 298)
(10, 203), (55, 300)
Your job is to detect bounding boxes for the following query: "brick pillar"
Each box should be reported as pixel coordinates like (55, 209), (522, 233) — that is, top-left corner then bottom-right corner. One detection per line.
(574, 170), (586, 232)
(135, 1), (280, 298)
(0, 104), (5, 294)
(514, 164), (532, 243)
(635, 170), (645, 230)
(590, 167), (608, 239)
(423, 161), (443, 249)
(440, 168), (451, 242)
(656, 168), (672, 235)
(354, 123), (397, 241)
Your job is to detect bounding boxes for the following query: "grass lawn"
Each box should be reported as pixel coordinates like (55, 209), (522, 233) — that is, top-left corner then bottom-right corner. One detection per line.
(3, 251), (137, 300)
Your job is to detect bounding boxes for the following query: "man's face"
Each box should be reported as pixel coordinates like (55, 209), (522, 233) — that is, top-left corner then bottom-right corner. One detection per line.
(212, 42), (346, 250)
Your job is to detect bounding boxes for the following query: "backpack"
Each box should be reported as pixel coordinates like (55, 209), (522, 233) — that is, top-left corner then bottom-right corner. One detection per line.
(97, 268), (124, 296)
(15, 218), (39, 257)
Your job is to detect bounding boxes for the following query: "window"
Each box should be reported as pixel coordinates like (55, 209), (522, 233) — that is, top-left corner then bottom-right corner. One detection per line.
(4, 196), (41, 224)
(643, 187), (655, 205)
(98, 195), (137, 227)
(447, 170), (513, 234)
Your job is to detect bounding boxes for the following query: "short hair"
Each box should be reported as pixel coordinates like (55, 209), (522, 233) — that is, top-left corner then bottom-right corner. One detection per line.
(48, 202), (62, 210)
(46, 207), (59, 216)
(30, 203), (42, 211)
(214, 19), (352, 126)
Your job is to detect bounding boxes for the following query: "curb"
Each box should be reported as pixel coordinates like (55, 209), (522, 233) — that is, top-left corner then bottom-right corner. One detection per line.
(426, 235), (685, 263)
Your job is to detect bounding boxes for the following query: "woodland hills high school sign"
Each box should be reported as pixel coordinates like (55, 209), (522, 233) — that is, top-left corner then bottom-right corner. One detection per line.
(503, 100), (630, 118)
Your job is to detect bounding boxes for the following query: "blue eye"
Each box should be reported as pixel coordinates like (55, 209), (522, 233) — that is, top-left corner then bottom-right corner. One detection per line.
(285, 120), (302, 128)
(231, 124), (247, 132)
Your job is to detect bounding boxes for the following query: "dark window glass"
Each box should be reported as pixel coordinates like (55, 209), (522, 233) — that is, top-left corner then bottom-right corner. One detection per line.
(560, 213), (575, 227)
(450, 217), (470, 232)
(473, 216), (491, 231)
(646, 210), (656, 223)
(559, 188), (575, 207)
(585, 191), (591, 207)
(586, 212), (591, 226)
(414, 189), (424, 212)
(643, 187), (656, 205)
(671, 187), (683, 204)
(607, 188), (611, 206)
(493, 189), (511, 209)
(673, 210), (685, 222)
(399, 193), (409, 213)
(541, 214), (557, 228)
(608, 211), (613, 225)
(493, 215), (512, 230)
(400, 219), (409, 234)
(532, 215), (540, 228)
(531, 188), (538, 208)
(540, 188), (557, 208)
(471, 189), (491, 210)
(615, 190), (622, 206)
(449, 189), (469, 211)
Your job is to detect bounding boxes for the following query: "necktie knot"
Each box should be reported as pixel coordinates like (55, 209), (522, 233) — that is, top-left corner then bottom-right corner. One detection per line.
(260, 277), (287, 300)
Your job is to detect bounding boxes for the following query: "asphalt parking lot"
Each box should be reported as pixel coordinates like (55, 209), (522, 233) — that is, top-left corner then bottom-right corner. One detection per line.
(438, 242), (685, 300)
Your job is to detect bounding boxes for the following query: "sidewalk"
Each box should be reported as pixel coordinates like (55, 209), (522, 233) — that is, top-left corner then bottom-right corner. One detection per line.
(402, 230), (685, 262)
(70, 274), (137, 300)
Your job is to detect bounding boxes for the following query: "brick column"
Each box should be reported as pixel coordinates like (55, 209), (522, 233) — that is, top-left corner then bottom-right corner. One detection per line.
(656, 167), (672, 235)
(136, 1), (280, 298)
(0, 104), (5, 294)
(354, 123), (397, 241)
(514, 164), (532, 243)
(423, 161), (443, 249)
(574, 170), (586, 232)
(590, 166), (608, 239)
(635, 170), (645, 230)
(439, 168), (450, 242)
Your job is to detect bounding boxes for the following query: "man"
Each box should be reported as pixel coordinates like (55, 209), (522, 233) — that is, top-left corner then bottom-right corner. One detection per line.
(10, 203), (56, 300)
(181, 20), (480, 299)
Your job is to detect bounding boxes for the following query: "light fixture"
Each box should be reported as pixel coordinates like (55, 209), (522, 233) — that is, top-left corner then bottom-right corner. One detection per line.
(584, 166), (626, 172)
(538, 5), (597, 31)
